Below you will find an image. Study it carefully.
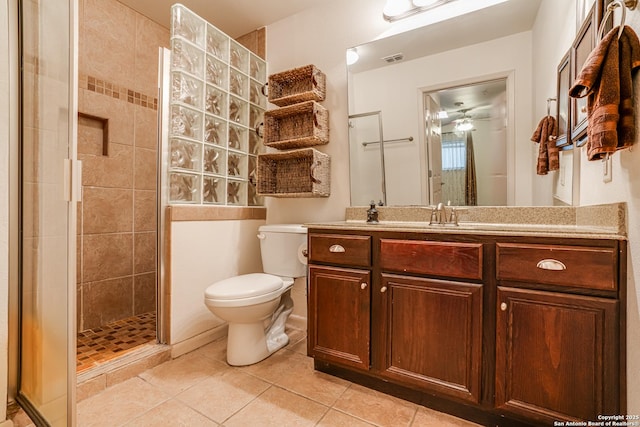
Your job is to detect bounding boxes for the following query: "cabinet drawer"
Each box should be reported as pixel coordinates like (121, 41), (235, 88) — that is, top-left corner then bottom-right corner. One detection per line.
(496, 243), (617, 291)
(380, 239), (483, 280)
(309, 233), (371, 267)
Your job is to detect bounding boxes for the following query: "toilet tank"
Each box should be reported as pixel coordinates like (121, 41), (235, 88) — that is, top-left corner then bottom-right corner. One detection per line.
(258, 224), (307, 278)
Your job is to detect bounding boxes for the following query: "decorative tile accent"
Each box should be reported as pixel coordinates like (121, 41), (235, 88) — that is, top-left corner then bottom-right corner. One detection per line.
(79, 73), (158, 111)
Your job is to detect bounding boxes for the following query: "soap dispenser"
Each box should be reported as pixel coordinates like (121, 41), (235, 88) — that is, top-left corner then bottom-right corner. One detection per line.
(367, 200), (379, 224)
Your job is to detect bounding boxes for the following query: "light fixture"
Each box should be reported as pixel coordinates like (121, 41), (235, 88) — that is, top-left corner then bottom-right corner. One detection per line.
(383, 0), (413, 19)
(383, 0), (454, 22)
(346, 48), (359, 65)
(437, 110), (448, 119)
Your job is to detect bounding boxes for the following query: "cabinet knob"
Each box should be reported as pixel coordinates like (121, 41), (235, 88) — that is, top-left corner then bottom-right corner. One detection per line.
(581, 105), (588, 113)
(361, 283), (367, 290)
(500, 302), (507, 311)
(380, 286), (387, 293)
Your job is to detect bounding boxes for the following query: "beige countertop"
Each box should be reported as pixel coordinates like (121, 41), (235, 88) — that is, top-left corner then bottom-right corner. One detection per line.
(305, 203), (627, 240)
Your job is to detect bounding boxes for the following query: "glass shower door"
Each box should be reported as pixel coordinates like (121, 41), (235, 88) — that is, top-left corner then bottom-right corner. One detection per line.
(18, 0), (77, 425)
(348, 111), (386, 206)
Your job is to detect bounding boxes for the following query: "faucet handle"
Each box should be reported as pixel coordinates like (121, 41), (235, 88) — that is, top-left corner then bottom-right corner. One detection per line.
(429, 207), (438, 225)
(449, 207), (458, 226)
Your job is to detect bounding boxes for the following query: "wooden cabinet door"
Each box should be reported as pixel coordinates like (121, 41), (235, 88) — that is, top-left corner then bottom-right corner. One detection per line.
(378, 274), (483, 403)
(308, 265), (371, 370)
(496, 287), (619, 424)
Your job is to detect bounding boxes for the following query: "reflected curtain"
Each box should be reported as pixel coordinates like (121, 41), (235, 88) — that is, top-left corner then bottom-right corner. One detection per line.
(465, 131), (477, 206)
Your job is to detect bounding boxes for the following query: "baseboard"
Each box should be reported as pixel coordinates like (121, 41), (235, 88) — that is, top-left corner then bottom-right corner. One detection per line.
(287, 314), (307, 331)
(171, 323), (228, 358)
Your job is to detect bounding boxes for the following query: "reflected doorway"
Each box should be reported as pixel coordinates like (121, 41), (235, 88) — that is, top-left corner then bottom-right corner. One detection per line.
(424, 78), (508, 206)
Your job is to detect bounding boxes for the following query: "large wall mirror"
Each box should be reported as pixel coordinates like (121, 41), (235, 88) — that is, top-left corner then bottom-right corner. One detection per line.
(347, 0), (542, 206)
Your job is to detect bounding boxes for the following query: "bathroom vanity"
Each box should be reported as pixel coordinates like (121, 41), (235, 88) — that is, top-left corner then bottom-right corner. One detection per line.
(306, 205), (627, 427)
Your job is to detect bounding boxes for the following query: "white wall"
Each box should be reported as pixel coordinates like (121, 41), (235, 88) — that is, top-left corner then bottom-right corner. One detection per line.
(531, 0), (577, 205)
(169, 219), (264, 352)
(531, 0), (640, 412)
(265, 0), (389, 223)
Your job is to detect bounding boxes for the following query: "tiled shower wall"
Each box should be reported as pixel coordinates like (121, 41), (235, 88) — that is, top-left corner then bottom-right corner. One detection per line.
(76, 0), (268, 332)
(76, 0), (169, 331)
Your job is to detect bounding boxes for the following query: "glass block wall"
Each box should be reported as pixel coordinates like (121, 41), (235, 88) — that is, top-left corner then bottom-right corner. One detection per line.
(169, 4), (266, 205)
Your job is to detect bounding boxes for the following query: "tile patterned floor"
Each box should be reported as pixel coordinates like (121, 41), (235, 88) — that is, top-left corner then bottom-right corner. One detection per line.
(77, 328), (482, 427)
(77, 312), (157, 372)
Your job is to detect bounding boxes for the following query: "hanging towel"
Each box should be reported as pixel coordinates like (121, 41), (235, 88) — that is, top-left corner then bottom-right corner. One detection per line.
(569, 26), (640, 161)
(531, 115), (559, 175)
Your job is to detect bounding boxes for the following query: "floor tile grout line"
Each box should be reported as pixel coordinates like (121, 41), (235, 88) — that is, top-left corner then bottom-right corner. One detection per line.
(219, 382), (274, 425)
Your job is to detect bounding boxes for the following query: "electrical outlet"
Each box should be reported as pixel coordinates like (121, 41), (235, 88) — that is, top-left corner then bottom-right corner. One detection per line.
(603, 155), (612, 183)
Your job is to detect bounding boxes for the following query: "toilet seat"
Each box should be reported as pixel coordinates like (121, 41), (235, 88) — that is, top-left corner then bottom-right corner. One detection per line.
(205, 273), (293, 308)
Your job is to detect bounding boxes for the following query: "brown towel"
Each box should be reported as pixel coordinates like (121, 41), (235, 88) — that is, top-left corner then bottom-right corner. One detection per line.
(569, 26), (640, 160)
(531, 115), (559, 175)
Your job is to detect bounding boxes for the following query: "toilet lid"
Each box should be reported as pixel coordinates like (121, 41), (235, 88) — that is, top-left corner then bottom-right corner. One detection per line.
(205, 273), (283, 300)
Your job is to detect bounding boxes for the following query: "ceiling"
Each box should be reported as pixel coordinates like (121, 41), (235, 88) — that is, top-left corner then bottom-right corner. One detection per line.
(120, 0), (541, 123)
(348, 0), (542, 74)
(434, 79), (507, 126)
(116, 0), (330, 38)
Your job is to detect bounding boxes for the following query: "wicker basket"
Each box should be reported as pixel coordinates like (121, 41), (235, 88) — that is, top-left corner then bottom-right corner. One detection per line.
(263, 101), (329, 150)
(257, 148), (330, 197)
(268, 65), (326, 107)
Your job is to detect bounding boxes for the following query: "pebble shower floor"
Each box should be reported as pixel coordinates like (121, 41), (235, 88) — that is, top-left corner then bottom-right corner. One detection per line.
(76, 312), (156, 372)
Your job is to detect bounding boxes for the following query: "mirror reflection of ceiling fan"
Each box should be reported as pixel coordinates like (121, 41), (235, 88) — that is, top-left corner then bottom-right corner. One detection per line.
(442, 103), (491, 130)
(452, 107), (475, 131)
(434, 79), (506, 129)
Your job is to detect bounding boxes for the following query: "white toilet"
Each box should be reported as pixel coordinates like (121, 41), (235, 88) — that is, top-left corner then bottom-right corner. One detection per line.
(204, 224), (307, 366)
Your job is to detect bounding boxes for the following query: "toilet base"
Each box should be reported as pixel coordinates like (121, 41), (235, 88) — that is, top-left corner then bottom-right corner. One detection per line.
(225, 291), (294, 366)
(226, 322), (289, 366)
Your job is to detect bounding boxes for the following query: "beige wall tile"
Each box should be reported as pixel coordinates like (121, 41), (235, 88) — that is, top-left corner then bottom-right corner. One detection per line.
(134, 105), (159, 150)
(134, 232), (156, 274)
(82, 187), (133, 234)
(77, 0), (161, 329)
(236, 27), (266, 60)
(82, 277), (134, 329)
(80, 0), (136, 88)
(83, 233), (133, 282)
(134, 272), (156, 315)
(134, 147), (157, 190)
(134, 189), (156, 232)
(80, 142), (133, 188)
(134, 14), (170, 96)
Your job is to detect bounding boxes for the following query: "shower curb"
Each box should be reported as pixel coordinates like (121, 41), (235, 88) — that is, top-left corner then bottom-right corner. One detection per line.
(76, 344), (171, 402)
